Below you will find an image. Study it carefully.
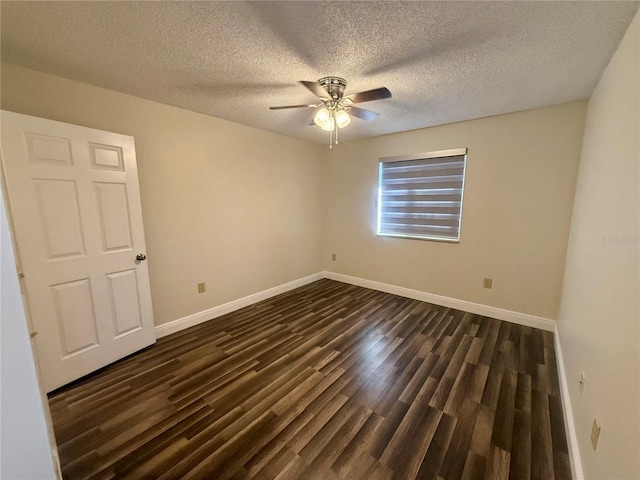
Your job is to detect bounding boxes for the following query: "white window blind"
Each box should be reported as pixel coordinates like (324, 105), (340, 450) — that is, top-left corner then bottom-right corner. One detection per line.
(377, 148), (467, 242)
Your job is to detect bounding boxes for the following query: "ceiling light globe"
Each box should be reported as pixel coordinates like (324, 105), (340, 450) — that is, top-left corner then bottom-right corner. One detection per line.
(320, 117), (335, 132)
(335, 109), (351, 128)
(314, 108), (331, 127)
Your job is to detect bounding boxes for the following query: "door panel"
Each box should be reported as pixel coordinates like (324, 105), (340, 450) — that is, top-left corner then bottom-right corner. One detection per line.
(89, 143), (124, 171)
(94, 182), (133, 252)
(25, 132), (74, 165)
(35, 179), (86, 259)
(106, 269), (143, 337)
(1, 110), (156, 392)
(51, 278), (99, 356)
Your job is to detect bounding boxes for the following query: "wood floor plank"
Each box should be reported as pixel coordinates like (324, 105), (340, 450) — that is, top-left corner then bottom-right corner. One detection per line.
(47, 279), (572, 480)
(469, 403), (497, 460)
(491, 368), (518, 452)
(461, 451), (487, 480)
(531, 388), (556, 480)
(415, 412), (457, 480)
(379, 404), (442, 477)
(549, 388), (572, 478)
(439, 399), (480, 479)
(510, 408), (532, 480)
(486, 445), (511, 480)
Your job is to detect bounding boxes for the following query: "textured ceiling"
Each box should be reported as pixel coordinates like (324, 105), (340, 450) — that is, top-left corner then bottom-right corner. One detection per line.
(1, 1), (638, 145)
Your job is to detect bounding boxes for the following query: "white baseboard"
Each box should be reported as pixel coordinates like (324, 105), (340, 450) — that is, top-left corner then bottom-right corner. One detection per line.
(154, 272), (324, 338)
(157, 270), (556, 339)
(323, 271), (556, 332)
(553, 326), (584, 480)
(157, 270), (556, 336)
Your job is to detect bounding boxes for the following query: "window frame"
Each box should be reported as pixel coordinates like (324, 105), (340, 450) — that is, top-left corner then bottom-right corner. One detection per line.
(377, 147), (468, 243)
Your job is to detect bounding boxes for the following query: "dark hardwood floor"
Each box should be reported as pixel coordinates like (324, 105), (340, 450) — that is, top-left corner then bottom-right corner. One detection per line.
(48, 279), (571, 480)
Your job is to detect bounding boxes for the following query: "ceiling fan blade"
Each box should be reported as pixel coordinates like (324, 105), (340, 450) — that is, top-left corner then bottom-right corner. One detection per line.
(347, 87), (392, 104)
(348, 106), (379, 122)
(300, 80), (329, 99)
(269, 104), (315, 110)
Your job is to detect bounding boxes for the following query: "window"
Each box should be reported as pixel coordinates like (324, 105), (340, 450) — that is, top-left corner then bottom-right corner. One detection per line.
(377, 148), (467, 242)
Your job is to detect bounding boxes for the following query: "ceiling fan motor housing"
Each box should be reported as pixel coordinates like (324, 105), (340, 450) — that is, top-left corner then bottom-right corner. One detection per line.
(317, 77), (347, 100)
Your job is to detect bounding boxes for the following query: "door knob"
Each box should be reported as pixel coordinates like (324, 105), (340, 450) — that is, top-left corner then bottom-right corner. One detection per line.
(136, 253), (147, 261)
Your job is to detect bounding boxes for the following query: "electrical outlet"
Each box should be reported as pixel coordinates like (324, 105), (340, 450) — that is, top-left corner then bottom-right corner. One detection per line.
(331, 253), (337, 261)
(483, 278), (493, 289)
(591, 417), (601, 450)
(579, 371), (586, 394)
(197, 282), (206, 294)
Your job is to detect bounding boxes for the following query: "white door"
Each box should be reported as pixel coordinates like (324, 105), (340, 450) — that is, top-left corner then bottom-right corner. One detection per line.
(1, 111), (155, 393)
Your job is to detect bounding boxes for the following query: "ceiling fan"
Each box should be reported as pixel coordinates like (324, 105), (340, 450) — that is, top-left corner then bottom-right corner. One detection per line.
(270, 77), (392, 147)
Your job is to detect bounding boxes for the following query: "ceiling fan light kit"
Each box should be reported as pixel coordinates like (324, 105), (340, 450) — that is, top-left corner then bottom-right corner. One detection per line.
(270, 76), (392, 148)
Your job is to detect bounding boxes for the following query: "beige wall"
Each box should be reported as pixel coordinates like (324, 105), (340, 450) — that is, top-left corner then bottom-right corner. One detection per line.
(0, 65), (590, 326)
(323, 101), (587, 319)
(558, 12), (639, 479)
(1, 64), (325, 326)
